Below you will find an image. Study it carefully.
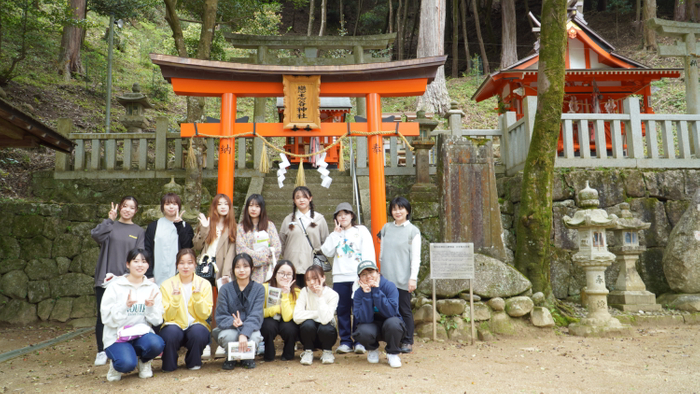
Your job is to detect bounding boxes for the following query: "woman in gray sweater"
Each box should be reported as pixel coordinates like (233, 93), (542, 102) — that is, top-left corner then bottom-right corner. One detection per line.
(91, 196), (145, 367)
(214, 253), (265, 370)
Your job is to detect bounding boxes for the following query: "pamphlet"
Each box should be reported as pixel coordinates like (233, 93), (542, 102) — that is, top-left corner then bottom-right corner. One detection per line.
(227, 341), (256, 360)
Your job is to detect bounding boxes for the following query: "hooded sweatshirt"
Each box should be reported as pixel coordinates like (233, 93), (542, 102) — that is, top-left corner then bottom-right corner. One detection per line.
(100, 275), (164, 349)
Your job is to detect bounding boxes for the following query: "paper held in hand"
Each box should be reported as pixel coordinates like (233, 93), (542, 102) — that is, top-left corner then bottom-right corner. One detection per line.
(228, 341), (256, 360)
(267, 286), (282, 306)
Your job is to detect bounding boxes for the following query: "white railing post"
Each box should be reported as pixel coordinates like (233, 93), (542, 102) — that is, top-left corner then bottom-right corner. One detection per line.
(155, 117), (168, 170)
(623, 97), (644, 159)
(504, 112), (517, 173)
(523, 96), (537, 146)
(447, 101), (465, 136)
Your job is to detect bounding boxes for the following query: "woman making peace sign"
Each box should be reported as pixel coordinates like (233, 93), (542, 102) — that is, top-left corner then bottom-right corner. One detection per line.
(100, 248), (164, 382)
(159, 249), (213, 372)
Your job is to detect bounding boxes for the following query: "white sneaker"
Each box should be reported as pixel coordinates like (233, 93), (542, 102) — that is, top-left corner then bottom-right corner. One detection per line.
(106, 361), (122, 382)
(202, 345), (211, 360)
(320, 350), (335, 364)
(354, 343), (367, 354)
(300, 350), (314, 365)
(95, 351), (108, 366)
(138, 359), (153, 379)
(387, 354), (402, 368)
(188, 365), (201, 370)
(214, 346), (226, 359)
(367, 349), (379, 364)
(336, 344), (352, 354)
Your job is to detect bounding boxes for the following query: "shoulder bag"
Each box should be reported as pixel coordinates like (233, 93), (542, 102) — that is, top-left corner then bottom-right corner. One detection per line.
(299, 219), (332, 272)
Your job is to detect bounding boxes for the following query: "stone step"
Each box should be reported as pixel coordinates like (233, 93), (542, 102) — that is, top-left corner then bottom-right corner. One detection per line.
(261, 187), (354, 200)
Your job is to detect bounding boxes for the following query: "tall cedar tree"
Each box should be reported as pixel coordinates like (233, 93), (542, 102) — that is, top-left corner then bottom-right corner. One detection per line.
(514, 0), (567, 298)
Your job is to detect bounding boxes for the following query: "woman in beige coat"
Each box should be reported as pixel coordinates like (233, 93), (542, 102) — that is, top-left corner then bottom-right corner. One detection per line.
(193, 193), (236, 358)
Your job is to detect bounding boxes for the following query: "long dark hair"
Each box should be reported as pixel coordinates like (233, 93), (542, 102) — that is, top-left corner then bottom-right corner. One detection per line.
(267, 260), (299, 301)
(205, 194), (237, 245)
(241, 194), (270, 233)
(289, 186), (317, 230)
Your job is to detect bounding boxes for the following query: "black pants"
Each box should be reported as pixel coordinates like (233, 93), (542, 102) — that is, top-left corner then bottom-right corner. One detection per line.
(260, 317), (300, 361)
(159, 324), (210, 371)
(398, 289), (414, 345)
(352, 316), (405, 355)
(94, 286), (105, 352)
(299, 319), (337, 351)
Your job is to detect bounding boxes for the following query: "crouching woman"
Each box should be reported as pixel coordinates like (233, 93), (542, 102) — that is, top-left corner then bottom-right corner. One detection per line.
(214, 253), (265, 370)
(159, 248), (213, 372)
(101, 248), (165, 382)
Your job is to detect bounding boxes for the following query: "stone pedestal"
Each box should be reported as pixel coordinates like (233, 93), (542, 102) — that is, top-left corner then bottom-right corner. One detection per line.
(438, 136), (506, 261)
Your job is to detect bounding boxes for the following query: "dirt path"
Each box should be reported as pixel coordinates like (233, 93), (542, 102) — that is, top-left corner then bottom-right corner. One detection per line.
(1, 324), (698, 393)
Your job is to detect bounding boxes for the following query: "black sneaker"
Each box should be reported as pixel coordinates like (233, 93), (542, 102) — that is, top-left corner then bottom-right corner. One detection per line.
(222, 360), (236, 370)
(241, 359), (256, 369)
(399, 343), (413, 353)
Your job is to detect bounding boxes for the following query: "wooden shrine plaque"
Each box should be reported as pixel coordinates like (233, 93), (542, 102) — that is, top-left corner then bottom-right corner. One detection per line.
(283, 75), (321, 130)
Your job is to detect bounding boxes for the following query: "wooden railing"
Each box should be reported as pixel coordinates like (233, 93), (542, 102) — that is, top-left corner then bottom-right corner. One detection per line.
(54, 97), (700, 180)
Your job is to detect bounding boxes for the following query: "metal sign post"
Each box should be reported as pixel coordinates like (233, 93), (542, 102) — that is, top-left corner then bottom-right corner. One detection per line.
(430, 243), (475, 344)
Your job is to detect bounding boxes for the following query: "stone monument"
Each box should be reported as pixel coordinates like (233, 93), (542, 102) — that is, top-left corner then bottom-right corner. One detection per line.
(563, 182), (628, 337)
(117, 83), (154, 168)
(608, 203), (660, 312)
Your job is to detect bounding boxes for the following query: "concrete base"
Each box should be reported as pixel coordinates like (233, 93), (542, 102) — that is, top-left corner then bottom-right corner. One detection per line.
(569, 317), (632, 337)
(609, 290), (661, 312)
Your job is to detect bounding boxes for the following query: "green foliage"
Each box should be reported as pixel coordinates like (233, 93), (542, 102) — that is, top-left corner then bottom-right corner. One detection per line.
(234, 3), (282, 36)
(88, 0), (159, 19)
(0, 0), (59, 85)
(176, 24), (227, 61)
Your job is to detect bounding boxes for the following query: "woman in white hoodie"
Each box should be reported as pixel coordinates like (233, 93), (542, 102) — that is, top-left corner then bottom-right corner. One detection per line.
(100, 248), (164, 382)
(321, 202), (375, 355)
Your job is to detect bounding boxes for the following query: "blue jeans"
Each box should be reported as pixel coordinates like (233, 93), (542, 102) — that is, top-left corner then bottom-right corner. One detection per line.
(105, 333), (165, 373)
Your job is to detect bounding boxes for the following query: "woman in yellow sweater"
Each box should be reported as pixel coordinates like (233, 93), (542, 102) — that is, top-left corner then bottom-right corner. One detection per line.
(158, 249), (213, 372)
(260, 260), (301, 362)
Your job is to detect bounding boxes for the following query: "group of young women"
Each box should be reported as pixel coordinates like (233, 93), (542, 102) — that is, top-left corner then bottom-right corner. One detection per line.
(91, 187), (421, 380)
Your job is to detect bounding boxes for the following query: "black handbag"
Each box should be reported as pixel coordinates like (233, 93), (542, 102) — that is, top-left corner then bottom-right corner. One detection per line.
(196, 255), (217, 284)
(299, 219), (332, 272)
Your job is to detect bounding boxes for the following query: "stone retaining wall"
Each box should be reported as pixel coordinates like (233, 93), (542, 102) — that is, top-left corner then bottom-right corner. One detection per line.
(497, 168), (700, 299)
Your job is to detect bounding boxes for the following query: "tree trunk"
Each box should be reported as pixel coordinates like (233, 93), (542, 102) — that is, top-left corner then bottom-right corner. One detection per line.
(387, 0), (393, 33)
(408, 0), (419, 57)
(340, 0), (345, 27)
(164, 0), (219, 214)
(416, 0), (451, 115)
(319, 0), (327, 35)
(471, 0), (489, 74)
(451, 0), (459, 78)
(58, 0), (87, 82)
(396, 0), (404, 59)
(500, 0), (517, 69)
(308, 0), (316, 36)
(635, 0), (641, 32)
(643, 0), (657, 50)
(514, 0), (567, 298)
(353, 0), (363, 36)
(674, 0), (687, 21)
(460, 0), (470, 73)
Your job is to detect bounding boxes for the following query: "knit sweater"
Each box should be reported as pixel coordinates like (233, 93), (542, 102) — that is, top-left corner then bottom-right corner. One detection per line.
(160, 274), (213, 331)
(91, 219), (145, 287)
(235, 222), (282, 283)
(215, 280), (264, 338)
(293, 286), (339, 326)
(379, 221), (421, 291)
(279, 212), (329, 272)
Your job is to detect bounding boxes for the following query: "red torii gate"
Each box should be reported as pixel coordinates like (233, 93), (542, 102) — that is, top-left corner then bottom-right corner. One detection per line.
(151, 54), (446, 260)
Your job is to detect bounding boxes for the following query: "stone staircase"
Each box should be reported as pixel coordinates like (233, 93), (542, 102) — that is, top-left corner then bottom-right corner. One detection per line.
(260, 167), (357, 229)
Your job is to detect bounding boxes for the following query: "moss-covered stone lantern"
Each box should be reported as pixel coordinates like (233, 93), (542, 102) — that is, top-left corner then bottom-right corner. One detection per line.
(117, 83), (154, 132)
(608, 203), (660, 312)
(563, 182), (629, 337)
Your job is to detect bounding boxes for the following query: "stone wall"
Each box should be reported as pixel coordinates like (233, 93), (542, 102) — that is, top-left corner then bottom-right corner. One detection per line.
(0, 177), (251, 325)
(497, 168), (700, 299)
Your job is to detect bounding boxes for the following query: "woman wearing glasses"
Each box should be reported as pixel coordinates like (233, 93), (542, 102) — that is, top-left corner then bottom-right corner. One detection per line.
(260, 260), (301, 362)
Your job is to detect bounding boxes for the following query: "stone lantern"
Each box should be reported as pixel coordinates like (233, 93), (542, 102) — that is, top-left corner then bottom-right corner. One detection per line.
(117, 83), (154, 133)
(563, 182), (627, 336)
(410, 110), (439, 197)
(608, 203), (660, 312)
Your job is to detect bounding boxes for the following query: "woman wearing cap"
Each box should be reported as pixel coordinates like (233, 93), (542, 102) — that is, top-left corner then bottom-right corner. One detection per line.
(320, 202), (374, 355)
(353, 260), (405, 368)
(378, 196), (420, 353)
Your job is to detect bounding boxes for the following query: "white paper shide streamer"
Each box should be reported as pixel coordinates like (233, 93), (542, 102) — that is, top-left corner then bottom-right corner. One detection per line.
(317, 152), (332, 188)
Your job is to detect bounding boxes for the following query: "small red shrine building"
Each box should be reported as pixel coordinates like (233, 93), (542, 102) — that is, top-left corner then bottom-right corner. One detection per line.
(472, 9), (681, 150)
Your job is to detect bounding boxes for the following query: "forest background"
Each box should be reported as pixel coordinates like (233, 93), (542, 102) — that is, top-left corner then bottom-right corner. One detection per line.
(0, 0), (689, 199)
